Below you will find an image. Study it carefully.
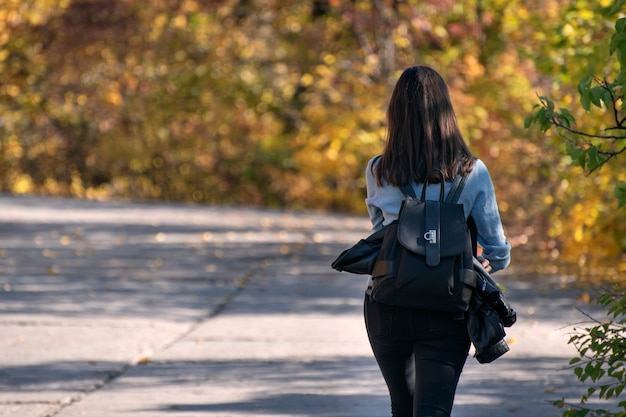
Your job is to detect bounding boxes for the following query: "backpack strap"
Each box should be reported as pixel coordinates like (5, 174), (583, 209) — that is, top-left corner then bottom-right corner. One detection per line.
(448, 174), (476, 255)
(399, 184), (417, 199)
(468, 215), (478, 256)
(445, 174), (467, 204)
(400, 171), (466, 202)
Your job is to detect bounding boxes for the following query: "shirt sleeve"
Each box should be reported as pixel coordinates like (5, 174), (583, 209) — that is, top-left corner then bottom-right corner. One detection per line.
(467, 161), (511, 272)
(365, 158), (385, 231)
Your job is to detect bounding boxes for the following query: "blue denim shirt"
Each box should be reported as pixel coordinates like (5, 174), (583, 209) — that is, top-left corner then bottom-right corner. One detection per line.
(365, 157), (511, 273)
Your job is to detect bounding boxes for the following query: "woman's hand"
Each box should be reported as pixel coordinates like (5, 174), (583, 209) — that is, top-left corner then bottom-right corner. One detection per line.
(477, 255), (492, 272)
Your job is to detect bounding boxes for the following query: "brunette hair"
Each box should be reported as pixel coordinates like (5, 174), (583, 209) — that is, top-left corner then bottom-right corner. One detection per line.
(373, 66), (474, 186)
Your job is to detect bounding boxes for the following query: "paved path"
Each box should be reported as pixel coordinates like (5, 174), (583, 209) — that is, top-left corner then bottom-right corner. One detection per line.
(0, 195), (608, 416)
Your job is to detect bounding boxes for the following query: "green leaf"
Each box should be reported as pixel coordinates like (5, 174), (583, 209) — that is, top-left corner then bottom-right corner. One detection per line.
(591, 87), (605, 108)
(578, 149), (587, 169)
(536, 107), (553, 132)
(578, 76), (594, 111)
(579, 75), (593, 93)
(601, 89), (613, 109)
(524, 114), (535, 129)
(616, 17), (626, 35)
(565, 142), (581, 161)
(609, 3), (626, 17)
(565, 142), (586, 168)
(587, 147), (599, 170)
(606, 387), (615, 399)
(560, 108), (576, 126)
(610, 32), (626, 56)
(570, 357), (583, 365)
(581, 91), (592, 111)
(619, 43), (626, 67)
(585, 362), (606, 382)
(575, 366), (584, 379)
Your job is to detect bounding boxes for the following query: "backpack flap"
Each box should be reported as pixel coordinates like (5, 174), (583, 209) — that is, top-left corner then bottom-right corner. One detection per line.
(397, 198), (467, 259)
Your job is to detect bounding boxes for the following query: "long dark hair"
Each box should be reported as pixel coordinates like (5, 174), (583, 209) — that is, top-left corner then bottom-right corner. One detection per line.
(373, 66), (474, 186)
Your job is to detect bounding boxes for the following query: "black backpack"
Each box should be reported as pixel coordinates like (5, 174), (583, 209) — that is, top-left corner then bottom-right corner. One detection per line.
(369, 170), (477, 312)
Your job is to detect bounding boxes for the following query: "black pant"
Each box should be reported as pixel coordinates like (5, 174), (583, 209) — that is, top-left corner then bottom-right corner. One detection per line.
(364, 295), (470, 417)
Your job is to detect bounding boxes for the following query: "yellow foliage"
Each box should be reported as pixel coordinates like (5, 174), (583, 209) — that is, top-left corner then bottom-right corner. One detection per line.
(70, 172), (84, 198)
(12, 174), (34, 194)
(0, 0), (623, 281)
(300, 73), (315, 87)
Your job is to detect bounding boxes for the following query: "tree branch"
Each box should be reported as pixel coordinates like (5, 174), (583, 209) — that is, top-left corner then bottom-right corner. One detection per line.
(600, 77), (624, 128)
(551, 113), (626, 140)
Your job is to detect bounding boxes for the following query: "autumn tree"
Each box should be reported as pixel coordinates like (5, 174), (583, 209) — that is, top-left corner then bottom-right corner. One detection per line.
(526, 0), (626, 280)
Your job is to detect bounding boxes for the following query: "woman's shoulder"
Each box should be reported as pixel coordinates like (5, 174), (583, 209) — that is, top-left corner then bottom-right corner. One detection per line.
(367, 155), (381, 167)
(365, 155), (382, 175)
(469, 158), (491, 179)
(463, 158), (493, 190)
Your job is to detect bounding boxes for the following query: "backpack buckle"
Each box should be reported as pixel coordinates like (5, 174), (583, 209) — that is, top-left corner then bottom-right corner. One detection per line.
(423, 229), (437, 244)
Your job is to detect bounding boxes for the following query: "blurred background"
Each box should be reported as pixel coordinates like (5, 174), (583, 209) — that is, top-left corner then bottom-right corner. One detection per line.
(1, 0), (624, 282)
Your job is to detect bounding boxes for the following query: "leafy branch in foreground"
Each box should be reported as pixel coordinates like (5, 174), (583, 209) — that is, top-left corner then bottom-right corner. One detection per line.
(527, 82), (626, 173)
(526, 6), (626, 416)
(553, 289), (626, 417)
(525, 15), (626, 208)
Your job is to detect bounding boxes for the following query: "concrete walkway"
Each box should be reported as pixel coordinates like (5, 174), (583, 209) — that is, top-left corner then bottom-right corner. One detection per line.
(0, 195), (606, 416)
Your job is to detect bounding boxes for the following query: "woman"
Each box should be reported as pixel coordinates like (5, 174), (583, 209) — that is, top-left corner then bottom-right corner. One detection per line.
(364, 66), (511, 417)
